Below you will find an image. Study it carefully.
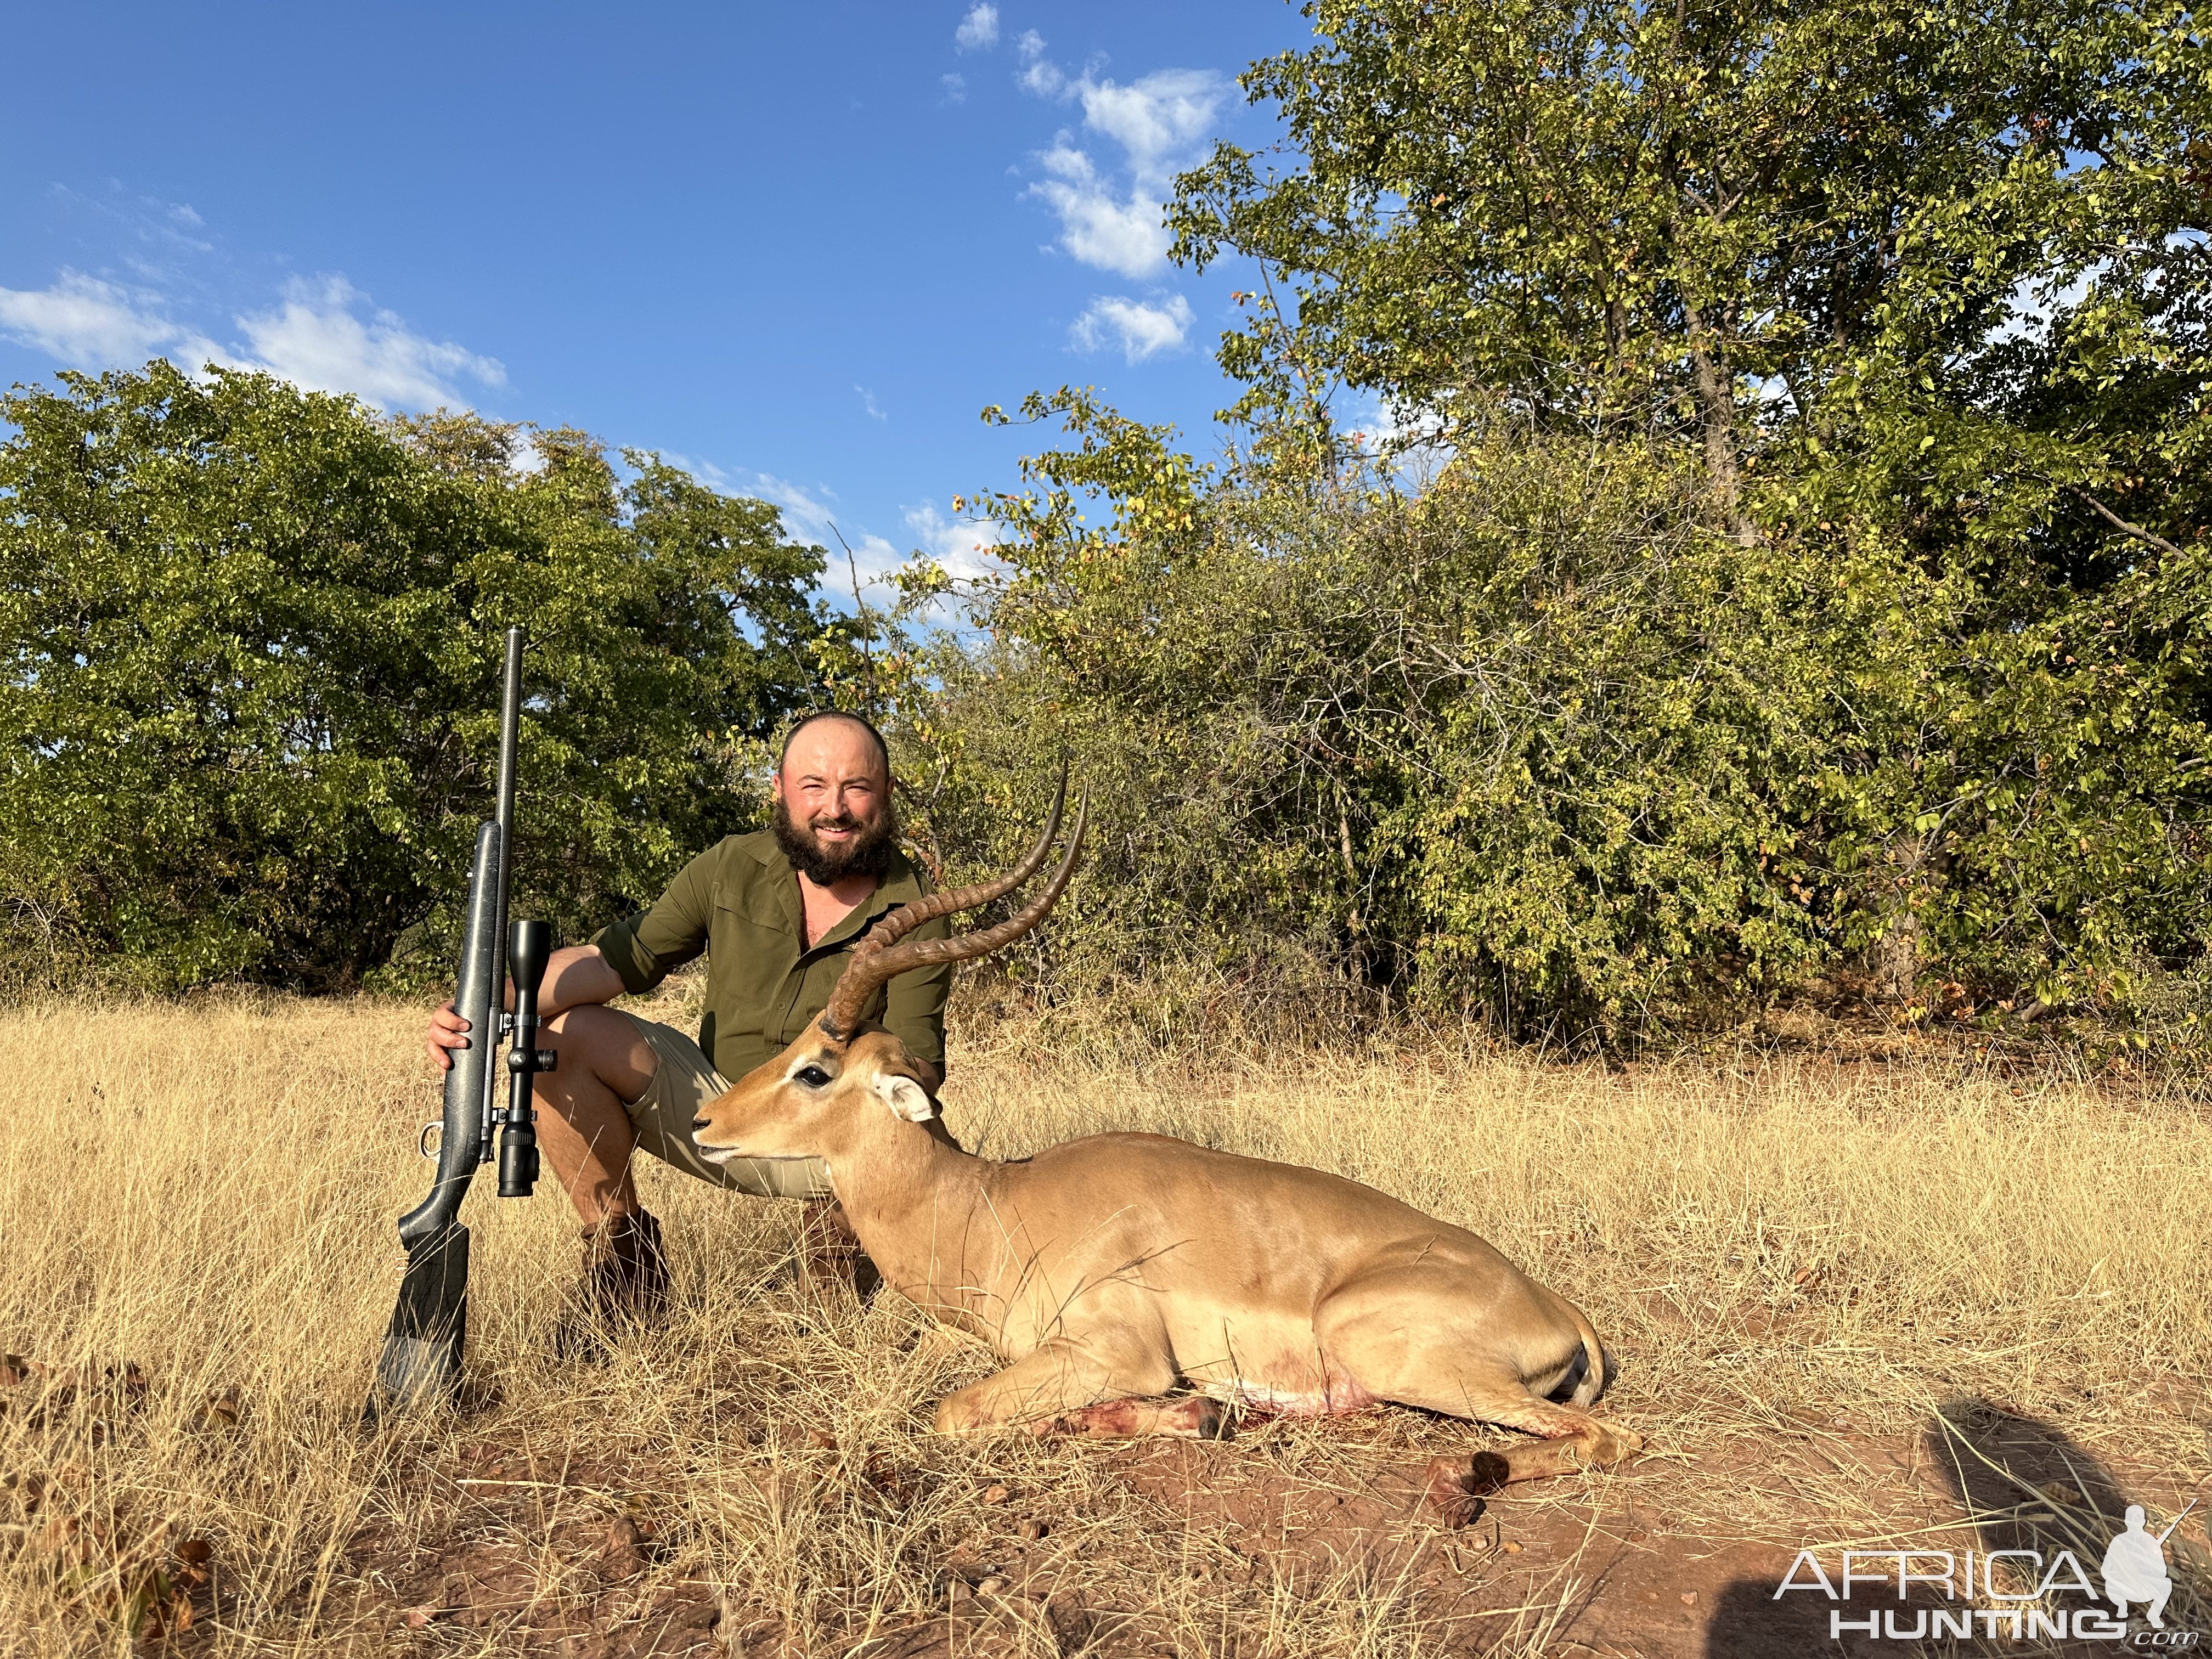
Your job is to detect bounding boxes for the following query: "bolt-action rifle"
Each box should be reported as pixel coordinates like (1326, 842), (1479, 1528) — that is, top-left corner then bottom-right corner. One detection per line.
(369, 626), (558, 1414)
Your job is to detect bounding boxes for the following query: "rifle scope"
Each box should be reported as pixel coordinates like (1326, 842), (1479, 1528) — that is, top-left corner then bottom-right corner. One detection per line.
(498, 918), (556, 1198)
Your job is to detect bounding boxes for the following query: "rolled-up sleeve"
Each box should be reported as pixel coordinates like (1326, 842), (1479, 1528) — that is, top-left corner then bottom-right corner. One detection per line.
(590, 846), (718, 996)
(881, 912), (953, 1073)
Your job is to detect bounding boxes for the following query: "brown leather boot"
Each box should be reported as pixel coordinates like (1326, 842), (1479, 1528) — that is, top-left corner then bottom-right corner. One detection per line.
(796, 1200), (881, 1303)
(554, 1209), (669, 1357)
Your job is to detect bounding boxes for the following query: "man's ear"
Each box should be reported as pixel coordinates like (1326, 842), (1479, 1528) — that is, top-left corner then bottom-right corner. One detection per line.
(872, 1072), (938, 1123)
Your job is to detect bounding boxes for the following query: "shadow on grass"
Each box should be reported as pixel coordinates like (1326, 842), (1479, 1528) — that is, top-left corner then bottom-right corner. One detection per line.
(1700, 1396), (2202, 1656)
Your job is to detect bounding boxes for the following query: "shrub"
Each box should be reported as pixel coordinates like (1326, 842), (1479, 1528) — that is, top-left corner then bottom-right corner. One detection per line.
(890, 390), (2210, 1042)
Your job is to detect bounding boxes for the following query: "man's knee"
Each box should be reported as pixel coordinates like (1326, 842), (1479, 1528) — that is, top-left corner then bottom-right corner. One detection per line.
(540, 1006), (656, 1100)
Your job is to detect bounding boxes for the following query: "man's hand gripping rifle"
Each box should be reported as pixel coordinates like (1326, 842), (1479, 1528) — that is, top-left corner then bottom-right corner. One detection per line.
(369, 627), (557, 1415)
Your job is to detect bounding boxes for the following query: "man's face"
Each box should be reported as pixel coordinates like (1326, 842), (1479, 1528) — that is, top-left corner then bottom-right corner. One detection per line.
(772, 719), (895, 884)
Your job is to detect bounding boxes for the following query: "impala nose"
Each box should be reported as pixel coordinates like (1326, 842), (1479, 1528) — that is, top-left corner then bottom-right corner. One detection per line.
(691, 1115), (711, 1133)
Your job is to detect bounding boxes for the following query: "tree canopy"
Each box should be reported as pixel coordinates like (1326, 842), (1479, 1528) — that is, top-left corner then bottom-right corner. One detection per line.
(0, 364), (830, 991)
(879, 0), (2210, 1045)
(1170, 0), (2210, 533)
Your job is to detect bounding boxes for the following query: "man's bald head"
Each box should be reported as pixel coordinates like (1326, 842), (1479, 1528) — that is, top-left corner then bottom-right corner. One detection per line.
(778, 711), (889, 782)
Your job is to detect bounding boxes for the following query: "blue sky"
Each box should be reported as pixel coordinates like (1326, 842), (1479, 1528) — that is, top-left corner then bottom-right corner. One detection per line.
(0, 2), (1309, 588)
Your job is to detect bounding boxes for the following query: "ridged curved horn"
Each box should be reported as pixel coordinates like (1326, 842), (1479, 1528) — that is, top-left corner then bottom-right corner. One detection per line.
(821, 787), (1088, 1040)
(849, 763), (1066, 963)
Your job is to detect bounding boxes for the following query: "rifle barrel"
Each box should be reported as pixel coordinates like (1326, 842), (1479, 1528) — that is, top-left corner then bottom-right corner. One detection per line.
(481, 628), (525, 1159)
(2155, 1495), (2199, 1544)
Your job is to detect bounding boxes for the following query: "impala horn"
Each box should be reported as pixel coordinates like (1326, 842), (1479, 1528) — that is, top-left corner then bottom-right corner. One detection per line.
(820, 766), (1086, 1040)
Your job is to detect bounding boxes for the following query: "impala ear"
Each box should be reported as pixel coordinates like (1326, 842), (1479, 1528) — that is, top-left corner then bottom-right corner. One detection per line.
(872, 1073), (938, 1124)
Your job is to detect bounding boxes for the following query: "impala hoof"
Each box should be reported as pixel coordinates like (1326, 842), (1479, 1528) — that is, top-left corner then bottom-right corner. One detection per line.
(1588, 1423), (1643, 1465)
(1557, 1423), (1643, 1470)
(1423, 1452), (1510, 1528)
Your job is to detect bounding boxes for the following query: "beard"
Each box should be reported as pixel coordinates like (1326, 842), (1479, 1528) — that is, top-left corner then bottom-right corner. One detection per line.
(772, 794), (900, 886)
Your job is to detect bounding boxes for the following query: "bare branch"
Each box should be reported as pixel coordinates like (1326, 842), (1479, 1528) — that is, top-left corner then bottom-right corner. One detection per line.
(2066, 486), (2188, 559)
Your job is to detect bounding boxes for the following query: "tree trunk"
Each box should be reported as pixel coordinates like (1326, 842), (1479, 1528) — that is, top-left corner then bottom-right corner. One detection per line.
(1875, 828), (1946, 1007)
(1679, 297), (1752, 544)
(1875, 893), (1921, 1005)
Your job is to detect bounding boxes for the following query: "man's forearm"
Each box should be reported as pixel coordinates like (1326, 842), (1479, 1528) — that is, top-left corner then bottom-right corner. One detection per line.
(526, 944), (628, 1017)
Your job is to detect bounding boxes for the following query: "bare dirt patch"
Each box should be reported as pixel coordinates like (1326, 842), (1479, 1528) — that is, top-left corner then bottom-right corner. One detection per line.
(239, 1373), (2207, 1656)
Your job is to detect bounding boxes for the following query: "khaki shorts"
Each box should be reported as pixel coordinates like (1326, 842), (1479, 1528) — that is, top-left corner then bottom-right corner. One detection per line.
(619, 1013), (834, 1201)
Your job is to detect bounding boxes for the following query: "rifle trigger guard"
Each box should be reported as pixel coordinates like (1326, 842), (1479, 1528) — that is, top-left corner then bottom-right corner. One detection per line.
(419, 1120), (443, 1160)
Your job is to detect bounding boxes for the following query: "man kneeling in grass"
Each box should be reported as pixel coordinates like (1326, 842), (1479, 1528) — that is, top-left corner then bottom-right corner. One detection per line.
(424, 711), (950, 1351)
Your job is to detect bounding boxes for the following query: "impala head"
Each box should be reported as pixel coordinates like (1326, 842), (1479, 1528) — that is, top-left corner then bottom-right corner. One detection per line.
(691, 772), (1085, 1168)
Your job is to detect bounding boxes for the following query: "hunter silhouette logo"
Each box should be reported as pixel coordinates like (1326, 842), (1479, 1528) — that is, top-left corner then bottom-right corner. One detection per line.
(2106, 1502), (2194, 1630)
(1770, 1494), (2202, 1644)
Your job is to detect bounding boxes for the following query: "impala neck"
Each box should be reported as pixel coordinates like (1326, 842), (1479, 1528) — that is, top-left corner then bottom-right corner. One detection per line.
(819, 1106), (991, 1311)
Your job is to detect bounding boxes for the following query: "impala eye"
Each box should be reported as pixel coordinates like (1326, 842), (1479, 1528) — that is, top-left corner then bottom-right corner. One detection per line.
(794, 1065), (833, 1089)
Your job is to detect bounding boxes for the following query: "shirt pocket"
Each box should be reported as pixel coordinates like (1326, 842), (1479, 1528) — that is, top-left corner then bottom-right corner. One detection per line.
(708, 900), (793, 1036)
(736, 879), (794, 938)
(809, 950), (888, 1029)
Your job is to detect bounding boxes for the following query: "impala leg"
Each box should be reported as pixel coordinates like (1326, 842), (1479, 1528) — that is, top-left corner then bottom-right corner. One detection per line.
(1395, 1392), (1643, 1524)
(933, 1336), (1222, 1439)
(1030, 1393), (1228, 1440)
(1314, 1271), (1639, 1526)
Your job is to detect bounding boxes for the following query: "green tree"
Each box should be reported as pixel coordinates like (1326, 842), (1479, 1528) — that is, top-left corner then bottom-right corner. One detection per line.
(899, 391), (1849, 1037)
(0, 363), (828, 993)
(1148, 0), (2211, 1022)
(1171, 0), (2209, 534)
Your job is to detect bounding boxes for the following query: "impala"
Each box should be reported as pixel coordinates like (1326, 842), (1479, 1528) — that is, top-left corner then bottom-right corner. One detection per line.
(691, 787), (1640, 1522)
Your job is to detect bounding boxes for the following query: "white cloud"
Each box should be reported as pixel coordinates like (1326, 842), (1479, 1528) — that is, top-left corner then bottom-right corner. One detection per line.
(1339, 390), (1453, 478)
(0, 269), (225, 371)
(941, 72), (967, 103)
(741, 471), (903, 583)
(855, 384), (887, 420)
(1030, 142), (1172, 277)
(1070, 294), (1193, 362)
(0, 266), (501, 411)
(1019, 64), (1225, 277)
(649, 463), (1006, 599)
(234, 276), (504, 409)
(48, 185), (214, 261)
(825, 532), (906, 592)
(1015, 30), (1063, 96)
(955, 3), (998, 50)
(744, 471), (843, 540)
(1077, 70), (1221, 175)
(904, 500), (1008, 581)
(507, 434), (546, 476)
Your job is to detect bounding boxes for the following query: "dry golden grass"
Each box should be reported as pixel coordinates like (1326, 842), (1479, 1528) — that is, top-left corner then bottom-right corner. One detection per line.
(2, 991), (2208, 1656)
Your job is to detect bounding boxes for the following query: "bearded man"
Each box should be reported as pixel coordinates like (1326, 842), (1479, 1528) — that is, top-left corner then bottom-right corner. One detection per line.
(422, 710), (949, 1347)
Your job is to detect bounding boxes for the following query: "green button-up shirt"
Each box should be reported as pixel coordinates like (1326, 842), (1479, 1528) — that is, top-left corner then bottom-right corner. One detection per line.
(590, 831), (951, 1083)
